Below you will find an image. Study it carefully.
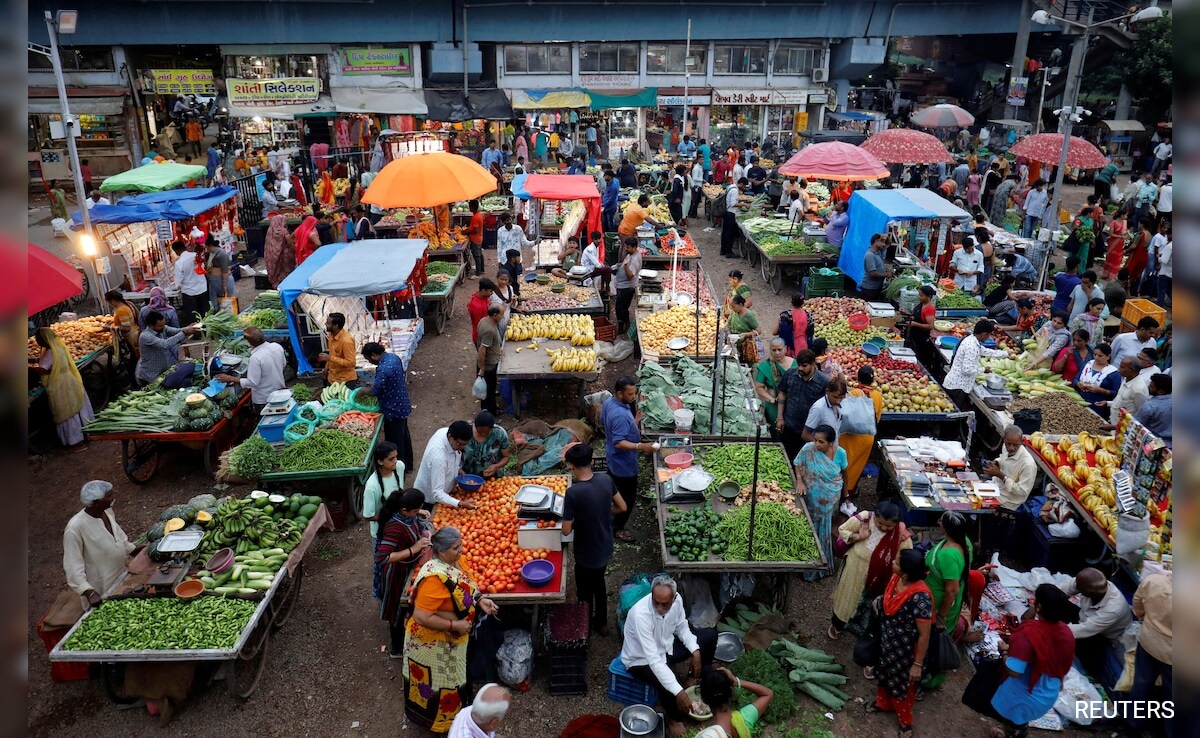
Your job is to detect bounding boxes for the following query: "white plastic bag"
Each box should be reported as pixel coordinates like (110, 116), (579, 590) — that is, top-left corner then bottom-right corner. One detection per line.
(1048, 519), (1081, 539)
(597, 336), (635, 363)
(1054, 667), (1106, 725)
(471, 376), (488, 400)
(496, 629), (534, 687)
(681, 575), (719, 629)
(1115, 511), (1150, 557)
(584, 390), (612, 407)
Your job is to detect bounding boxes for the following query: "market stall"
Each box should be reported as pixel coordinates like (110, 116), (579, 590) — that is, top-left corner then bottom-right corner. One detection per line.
(636, 354), (764, 440)
(634, 264), (720, 362)
(277, 240), (427, 376)
(521, 174), (603, 244)
(99, 162), (209, 194)
(420, 261), (464, 334)
(519, 275), (605, 315)
(876, 436), (999, 530)
(651, 440), (826, 576)
(736, 210), (838, 295)
(499, 313), (601, 419)
(48, 491), (332, 702)
(639, 227), (702, 270)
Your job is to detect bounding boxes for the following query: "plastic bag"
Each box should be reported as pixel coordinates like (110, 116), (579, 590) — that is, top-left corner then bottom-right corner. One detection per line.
(598, 336), (635, 363)
(1115, 511), (1150, 557)
(1048, 519), (1081, 539)
(718, 573), (756, 610)
(839, 394), (877, 435)
(680, 575), (718, 629)
(471, 376), (488, 400)
(617, 572), (666, 633)
(495, 629), (534, 687)
(1054, 667), (1106, 725)
(584, 390), (612, 407)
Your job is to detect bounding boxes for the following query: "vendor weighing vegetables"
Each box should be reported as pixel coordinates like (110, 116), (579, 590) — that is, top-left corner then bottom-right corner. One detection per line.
(214, 327), (286, 410)
(412, 422), (479, 510)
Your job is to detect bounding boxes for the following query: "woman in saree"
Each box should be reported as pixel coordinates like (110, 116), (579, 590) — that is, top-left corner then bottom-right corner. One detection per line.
(1102, 205), (1128, 280)
(292, 215), (321, 266)
(921, 511), (974, 694)
(829, 500), (910, 640)
(374, 488), (431, 658)
(840, 365), (884, 499)
(28, 327), (94, 449)
(794, 424), (847, 581)
(865, 549), (933, 738)
(263, 214), (296, 288)
(1124, 219), (1152, 293)
(403, 526), (499, 733)
(753, 338), (794, 440)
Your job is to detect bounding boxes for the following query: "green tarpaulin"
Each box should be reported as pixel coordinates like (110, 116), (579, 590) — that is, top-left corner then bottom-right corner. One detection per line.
(587, 88), (658, 110)
(99, 162), (209, 193)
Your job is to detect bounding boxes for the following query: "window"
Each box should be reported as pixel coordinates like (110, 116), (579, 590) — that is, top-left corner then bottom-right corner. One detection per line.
(712, 45), (767, 75)
(28, 46), (114, 72)
(773, 44), (821, 76)
(579, 43), (640, 73)
(646, 44), (707, 74)
(503, 45), (571, 74)
(229, 55), (321, 79)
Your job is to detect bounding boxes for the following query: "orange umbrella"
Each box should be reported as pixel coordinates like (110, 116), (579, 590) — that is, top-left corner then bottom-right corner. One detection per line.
(778, 142), (888, 181)
(360, 152), (497, 208)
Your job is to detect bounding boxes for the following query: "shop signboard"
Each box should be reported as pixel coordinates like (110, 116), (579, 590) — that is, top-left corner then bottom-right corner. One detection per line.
(226, 78), (321, 107)
(1006, 77), (1028, 107)
(582, 74), (638, 89)
(657, 95), (712, 107)
(147, 69), (216, 96)
(712, 89), (808, 105)
(340, 48), (412, 75)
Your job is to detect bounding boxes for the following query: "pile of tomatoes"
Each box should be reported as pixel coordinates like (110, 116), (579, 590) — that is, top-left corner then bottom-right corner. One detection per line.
(433, 475), (567, 594)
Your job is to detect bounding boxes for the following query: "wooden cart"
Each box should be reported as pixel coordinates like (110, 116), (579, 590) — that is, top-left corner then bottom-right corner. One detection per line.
(420, 263), (464, 335)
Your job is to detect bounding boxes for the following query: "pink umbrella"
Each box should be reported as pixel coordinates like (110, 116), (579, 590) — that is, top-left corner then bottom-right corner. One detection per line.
(1009, 133), (1108, 169)
(860, 129), (953, 164)
(29, 244), (83, 315)
(910, 104), (975, 129)
(777, 142), (888, 181)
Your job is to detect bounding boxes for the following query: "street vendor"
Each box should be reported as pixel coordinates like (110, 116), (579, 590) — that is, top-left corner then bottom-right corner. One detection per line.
(63, 480), (137, 608)
(318, 312), (359, 389)
(949, 236), (985, 295)
(980, 425), (1037, 556)
(135, 311), (201, 387)
(620, 575), (718, 738)
(462, 411), (512, 478)
(618, 194), (665, 241)
(550, 235), (583, 280)
(561, 443), (625, 635)
(359, 342), (414, 472)
(412, 422), (480, 510)
(603, 376), (656, 543)
(215, 327), (286, 409)
(860, 234), (891, 301)
(1056, 568), (1131, 677)
(943, 320), (1008, 410)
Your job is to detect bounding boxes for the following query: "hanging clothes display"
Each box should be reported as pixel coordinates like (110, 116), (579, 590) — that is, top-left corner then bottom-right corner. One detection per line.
(310, 143), (330, 173)
(334, 119), (352, 149)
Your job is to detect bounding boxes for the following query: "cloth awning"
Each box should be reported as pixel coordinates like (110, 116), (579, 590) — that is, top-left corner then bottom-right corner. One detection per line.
(1101, 120), (1146, 132)
(331, 86), (429, 116)
(73, 185), (237, 226)
(587, 88), (658, 109)
(829, 110), (878, 122)
(99, 162), (209, 193)
(423, 88), (514, 121)
(29, 96), (124, 115)
(29, 244), (83, 315)
(522, 174), (602, 238)
(510, 88), (591, 109)
(279, 239), (428, 373)
(894, 187), (969, 219)
(839, 190), (938, 286)
(227, 95), (336, 120)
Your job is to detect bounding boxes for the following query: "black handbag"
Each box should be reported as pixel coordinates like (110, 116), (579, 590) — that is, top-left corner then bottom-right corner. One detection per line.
(961, 657), (1007, 719)
(925, 625), (962, 672)
(852, 599), (882, 667)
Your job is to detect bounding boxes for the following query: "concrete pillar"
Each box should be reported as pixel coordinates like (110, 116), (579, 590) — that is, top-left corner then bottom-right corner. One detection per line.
(1006, 0), (1033, 119)
(1116, 84), (1132, 120)
(832, 79), (851, 112)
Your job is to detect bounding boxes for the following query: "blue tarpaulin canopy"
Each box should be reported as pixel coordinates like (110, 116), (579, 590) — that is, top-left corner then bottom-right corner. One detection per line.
(828, 110), (879, 122)
(839, 190), (937, 286)
(511, 173), (531, 201)
(71, 186), (237, 227)
(278, 239), (428, 373)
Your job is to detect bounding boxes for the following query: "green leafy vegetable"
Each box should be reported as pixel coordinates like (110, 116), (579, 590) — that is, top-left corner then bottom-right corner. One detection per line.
(228, 435), (277, 478)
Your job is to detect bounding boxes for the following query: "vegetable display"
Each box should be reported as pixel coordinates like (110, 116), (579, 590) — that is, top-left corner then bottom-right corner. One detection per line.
(935, 290), (984, 309)
(757, 235), (818, 257)
(238, 309), (286, 329)
(248, 291), (283, 312)
(196, 547), (288, 594)
(321, 382), (352, 404)
(197, 492), (313, 558)
(978, 355), (1087, 402)
(825, 346), (957, 413)
(290, 383), (312, 403)
(698, 444), (793, 490)
(276, 429), (370, 472)
(426, 261), (460, 277)
(197, 308), (241, 341)
(768, 640), (849, 711)
(85, 388), (176, 433)
(716, 502), (821, 562)
(27, 315), (113, 362)
(639, 305), (718, 356)
(730, 481), (801, 514)
(814, 317), (892, 347)
(61, 597), (259, 652)
(332, 410), (381, 439)
(664, 503), (724, 561)
(638, 356), (760, 436)
(227, 435), (277, 478)
(1008, 394), (1105, 435)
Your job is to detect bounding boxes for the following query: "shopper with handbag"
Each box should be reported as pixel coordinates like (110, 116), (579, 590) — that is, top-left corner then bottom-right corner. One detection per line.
(920, 511), (973, 695)
(864, 549), (933, 738)
(828, 500), (911, 640)
(839, 366), (884, 503)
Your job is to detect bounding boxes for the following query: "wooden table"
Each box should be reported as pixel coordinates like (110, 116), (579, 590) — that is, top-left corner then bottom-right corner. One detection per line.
(496, 338), (600, 419)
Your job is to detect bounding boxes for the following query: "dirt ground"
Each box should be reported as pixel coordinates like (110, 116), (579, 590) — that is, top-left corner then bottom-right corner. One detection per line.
(27, 194), (1096, 737)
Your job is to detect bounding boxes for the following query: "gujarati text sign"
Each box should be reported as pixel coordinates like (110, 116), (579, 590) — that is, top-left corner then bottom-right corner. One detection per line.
(340, 48), (412, 75)
(226, 78), (321, 107)
(148, 69), (215, 95)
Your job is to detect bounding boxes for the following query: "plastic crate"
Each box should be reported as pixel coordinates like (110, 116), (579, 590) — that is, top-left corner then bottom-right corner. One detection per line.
(593, 316), (617, 343)
(1119, 298), (1167, 333)
(549, 648), (588, 696)
(808, 268), (845, 290)
(608, 657), (657, 706)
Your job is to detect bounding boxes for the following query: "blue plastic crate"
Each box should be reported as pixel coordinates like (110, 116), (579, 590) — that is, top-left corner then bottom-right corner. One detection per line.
(607, 657), (657, 706)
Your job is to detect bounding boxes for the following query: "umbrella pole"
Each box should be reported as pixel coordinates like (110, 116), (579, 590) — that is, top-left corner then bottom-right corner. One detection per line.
(747, 423), (762, 561)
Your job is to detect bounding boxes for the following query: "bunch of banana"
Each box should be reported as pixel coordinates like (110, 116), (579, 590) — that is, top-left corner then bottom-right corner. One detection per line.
(505, 313), (595, 344)
(1077, 431), (1097, 453)
(547, 348), (597, 372)
(1067, 445), (1088, 464)
(1094, 448), (1117, 467)
(1056, 465), (1080, 491)
(1101, 436), (1119, 454)
(1074, 460), (1091, 483)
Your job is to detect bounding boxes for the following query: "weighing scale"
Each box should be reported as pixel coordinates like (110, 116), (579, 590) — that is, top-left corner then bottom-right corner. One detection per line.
(256, 389), (299, 445)
(144, 531), (205, 594)
(636, 225), (657, 252)
(209, 352), (248, 380)
(640, 273), (664, 295)
(515, 484), (565, 520)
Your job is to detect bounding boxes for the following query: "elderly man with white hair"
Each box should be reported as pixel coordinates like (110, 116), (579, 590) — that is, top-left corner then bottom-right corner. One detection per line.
(448, 682), (512, 738)
(63, 480), (136, 608)
(621, 574), (718, 737)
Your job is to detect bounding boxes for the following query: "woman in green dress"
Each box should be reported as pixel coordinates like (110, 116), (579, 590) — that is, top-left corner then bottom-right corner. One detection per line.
(727, 294), (760, 364)
(922, 510), (974, 694)
(753, 338), (794, 439)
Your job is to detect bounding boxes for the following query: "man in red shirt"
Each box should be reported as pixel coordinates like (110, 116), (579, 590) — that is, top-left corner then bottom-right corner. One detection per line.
(466, 199), (486, 276)
(713, 157), (731, 185)
(468, 278), (497, 345)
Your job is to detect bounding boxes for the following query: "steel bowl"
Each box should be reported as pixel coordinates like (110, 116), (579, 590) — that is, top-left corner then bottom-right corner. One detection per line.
(666, 337), (690, 351)
(985, 374), (1009, 392)
(619, 705), (660, 736)
(715, 631), (745, 662)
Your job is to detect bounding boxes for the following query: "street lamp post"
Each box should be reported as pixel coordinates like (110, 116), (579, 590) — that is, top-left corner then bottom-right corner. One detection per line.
(1031, 4), (1164, 289)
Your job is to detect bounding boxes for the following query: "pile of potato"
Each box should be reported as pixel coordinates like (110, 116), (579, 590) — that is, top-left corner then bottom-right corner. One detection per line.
(27, 316), (113, 362)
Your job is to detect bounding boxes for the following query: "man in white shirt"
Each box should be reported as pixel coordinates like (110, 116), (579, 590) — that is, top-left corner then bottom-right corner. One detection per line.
(63, 480), (136, 609)
(412, 422), (480, 509)
(496, 212), (534, 258)
(621, 575), (717, 735)
(84, 190), (110, 210)
(1059, 568), (1132, 676)
(1107, 356), (1151, 423)
(1151, 138), (1172, 177)
(985, 425), (1037, 511)
(581, 230), (610, 291)
(448, 683), (511, 738)
(1108, 317), (1159, 368)
(943, 320), (1008, 410)
(1155, 178), (1172, 226)
(214, 327), (286, 409)
(949, 236), (985, 294)
(1021, 179), (1049, 238)
(171, 241), (210, 325)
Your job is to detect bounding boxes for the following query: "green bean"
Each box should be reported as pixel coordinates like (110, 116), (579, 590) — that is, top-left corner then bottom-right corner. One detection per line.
(698, 444), (792, 491)
(716, 502), (821, 562)
(62, 597), (258, 652)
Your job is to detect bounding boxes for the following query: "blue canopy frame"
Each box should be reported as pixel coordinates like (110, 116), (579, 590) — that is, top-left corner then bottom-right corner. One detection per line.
(71, 185), (237, 227)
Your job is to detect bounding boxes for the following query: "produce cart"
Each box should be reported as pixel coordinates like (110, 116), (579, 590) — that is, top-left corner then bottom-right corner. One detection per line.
(637, 356), (765, 441)
(876, 438), (997, 535)
(87, 392), (256, 484)
(259, 417), (384, 525)
(520, 280), (606, 316)
(497, 336), (600, 420)
(741, 227), (837, 295)
(420, 262), (464, 335)
(48, 504), (332, 701)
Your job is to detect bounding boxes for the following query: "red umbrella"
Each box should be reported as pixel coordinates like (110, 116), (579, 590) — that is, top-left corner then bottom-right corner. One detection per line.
(29, 243), (83, 315)
(778, 142), (888, 181)
(910, 104), (975, 129)
(860, 129), (953, 164)
(1009, 133), (1108, 169)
